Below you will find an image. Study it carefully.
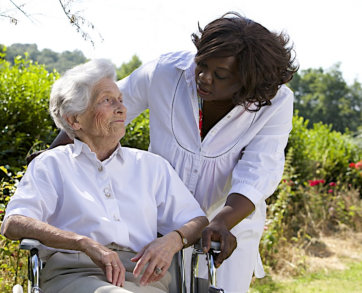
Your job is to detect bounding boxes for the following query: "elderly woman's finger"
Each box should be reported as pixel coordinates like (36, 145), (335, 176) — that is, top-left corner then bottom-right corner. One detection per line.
(131, 247), (145, 263)
(139, 261), (158, 285)
(105, 263), (113, 283)
(133, 251), (151, 278)
(116, 260), (126, 287)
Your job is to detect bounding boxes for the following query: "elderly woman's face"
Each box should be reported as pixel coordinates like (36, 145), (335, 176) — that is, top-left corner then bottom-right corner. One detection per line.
(77, 78), (127, 139)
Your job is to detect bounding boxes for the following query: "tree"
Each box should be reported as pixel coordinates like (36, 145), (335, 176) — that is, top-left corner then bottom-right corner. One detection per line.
(3, 43), (87, 73)
(117, 55), (142, 80)
(1, 0), (102, 46)
(288, 64), (362, 133)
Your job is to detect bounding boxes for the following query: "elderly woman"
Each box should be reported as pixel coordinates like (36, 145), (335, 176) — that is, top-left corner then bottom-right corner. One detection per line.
(1, 59), (208, 293)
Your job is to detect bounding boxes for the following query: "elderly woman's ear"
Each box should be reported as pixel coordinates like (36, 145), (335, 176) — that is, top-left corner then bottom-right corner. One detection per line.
(64, 115), (81, 131)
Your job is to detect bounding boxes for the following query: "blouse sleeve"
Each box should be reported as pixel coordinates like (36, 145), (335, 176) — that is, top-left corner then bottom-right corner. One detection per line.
(117, 58), (159, 124)
(2, 156), (60, 227)
(154, 157), (205, 235)
(228, 86), (294, 207)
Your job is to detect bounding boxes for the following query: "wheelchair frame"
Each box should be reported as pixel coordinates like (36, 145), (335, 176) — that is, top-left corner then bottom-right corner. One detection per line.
(17, 239), (223, 293)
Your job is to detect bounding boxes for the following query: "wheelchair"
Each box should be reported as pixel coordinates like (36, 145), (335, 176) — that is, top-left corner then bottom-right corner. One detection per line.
(14, 238), (224, 293)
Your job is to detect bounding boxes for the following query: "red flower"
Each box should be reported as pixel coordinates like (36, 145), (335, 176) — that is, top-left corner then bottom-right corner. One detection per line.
(328, 189), (333, 193)
(329, 182), (336, 186)
(309, 180), (318, 186)
(349, 162), (356, 168)
(318, 179), (325, 184)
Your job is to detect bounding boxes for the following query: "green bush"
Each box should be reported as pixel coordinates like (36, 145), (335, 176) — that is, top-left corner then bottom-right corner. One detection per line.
(0, 166), (28, 292)
(260, 117), (362, 271)
(287, 115), (361, 188)
(0, 52), (59, 170)
(121, 110), (150, 150)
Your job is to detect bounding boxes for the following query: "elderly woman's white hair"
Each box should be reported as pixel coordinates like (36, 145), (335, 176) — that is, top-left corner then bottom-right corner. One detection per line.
(49, 59), (116, 139)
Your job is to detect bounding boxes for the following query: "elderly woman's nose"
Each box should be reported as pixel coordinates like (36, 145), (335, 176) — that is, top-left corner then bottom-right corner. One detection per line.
(114, 100), (126, 113)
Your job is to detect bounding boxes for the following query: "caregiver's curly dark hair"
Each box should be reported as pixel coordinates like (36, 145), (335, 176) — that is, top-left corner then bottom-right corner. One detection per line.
(192, 12), (299, 111)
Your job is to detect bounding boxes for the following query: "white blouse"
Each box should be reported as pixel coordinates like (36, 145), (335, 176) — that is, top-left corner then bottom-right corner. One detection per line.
(118, 51), (294, 288)
(2, 139), (205, 252)
(118, 51), (293, 215)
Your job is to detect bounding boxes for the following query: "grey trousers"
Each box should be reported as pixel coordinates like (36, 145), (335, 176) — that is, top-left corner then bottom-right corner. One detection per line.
(40, 250), (171, 293)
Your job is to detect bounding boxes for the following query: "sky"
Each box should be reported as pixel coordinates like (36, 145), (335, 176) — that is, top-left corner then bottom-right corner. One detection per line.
(1, 0), (362, 84)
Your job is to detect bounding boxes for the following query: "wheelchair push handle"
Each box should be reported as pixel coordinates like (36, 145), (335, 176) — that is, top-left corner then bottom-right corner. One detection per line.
(209, 241), (221, 252)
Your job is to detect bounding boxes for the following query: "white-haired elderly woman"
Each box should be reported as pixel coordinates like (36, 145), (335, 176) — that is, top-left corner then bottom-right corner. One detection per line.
(1, 59), (208, 293)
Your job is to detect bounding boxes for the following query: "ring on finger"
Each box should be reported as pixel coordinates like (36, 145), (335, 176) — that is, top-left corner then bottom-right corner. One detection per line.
(154, 267), (162, 275)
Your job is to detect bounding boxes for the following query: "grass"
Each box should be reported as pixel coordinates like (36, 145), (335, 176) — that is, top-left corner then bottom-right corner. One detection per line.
(249, 258), (362, 292)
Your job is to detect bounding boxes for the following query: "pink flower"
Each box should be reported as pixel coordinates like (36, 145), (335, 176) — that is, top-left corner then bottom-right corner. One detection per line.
(328, 189), (333, 193)
(329, 182), (336, 187)
(318, 179), (325, 184)
(356, 161), (362, 170)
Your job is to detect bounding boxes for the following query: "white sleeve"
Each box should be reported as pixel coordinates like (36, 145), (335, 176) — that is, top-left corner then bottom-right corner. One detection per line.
(229, 87), (294, 206)
(155, 159), (205, 235)
(2, 157), (60, 226)
(117, 58), (159, 124)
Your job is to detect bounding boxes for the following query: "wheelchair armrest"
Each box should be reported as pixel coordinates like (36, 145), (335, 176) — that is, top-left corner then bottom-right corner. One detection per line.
(19, 238), (42, 251)
(19, 239), (44, 292)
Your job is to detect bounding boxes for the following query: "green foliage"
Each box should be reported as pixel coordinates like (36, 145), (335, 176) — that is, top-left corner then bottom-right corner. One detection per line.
(0, 166), (28, 292)
(260, 119), (362, 271)
(121, 110), (150, 150)
(288, 65), (362, 133)
(117, 55), (150, 150)
(3, 43), (87, 74)
(117, 55), (142, 79)
(287, 115), (361, 188)
(0, 55), (59, 169)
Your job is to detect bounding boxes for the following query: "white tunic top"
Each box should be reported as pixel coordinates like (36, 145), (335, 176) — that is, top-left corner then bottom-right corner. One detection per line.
(2, 139), (205, 253)
(118, 51), (294, 292)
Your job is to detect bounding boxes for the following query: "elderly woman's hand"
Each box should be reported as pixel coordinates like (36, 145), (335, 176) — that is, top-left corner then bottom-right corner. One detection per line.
(201, 222), (237, 268)
(131, 232), (182, 286)
(81, 238), (126, 287)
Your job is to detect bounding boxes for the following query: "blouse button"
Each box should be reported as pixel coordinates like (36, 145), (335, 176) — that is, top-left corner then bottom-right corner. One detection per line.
(98, 165), (103, 172)
(113, 215), (120, 221)
(104, 187), (111, 198)
(193, 169), (198, 173)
